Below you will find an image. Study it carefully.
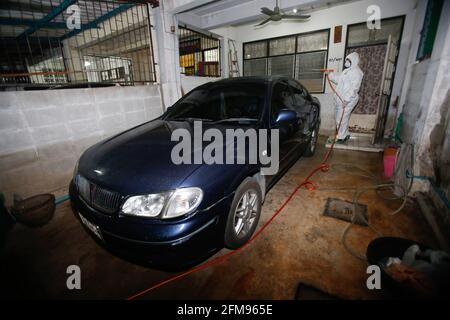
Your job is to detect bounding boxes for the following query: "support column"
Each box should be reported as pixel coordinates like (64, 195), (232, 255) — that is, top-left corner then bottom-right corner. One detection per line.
(62, 37), (87, 83)
(152, 5), (182, 109)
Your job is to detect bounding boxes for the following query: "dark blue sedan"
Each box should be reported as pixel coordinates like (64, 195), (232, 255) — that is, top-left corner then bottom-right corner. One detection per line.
(70, 76), (320, 268)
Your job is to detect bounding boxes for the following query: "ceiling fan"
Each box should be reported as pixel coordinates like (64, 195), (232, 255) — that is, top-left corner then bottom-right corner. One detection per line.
(256, 0), (311, 26)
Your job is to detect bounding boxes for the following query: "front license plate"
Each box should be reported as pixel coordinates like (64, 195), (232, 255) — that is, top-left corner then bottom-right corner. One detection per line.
(78, 213), (103, 241)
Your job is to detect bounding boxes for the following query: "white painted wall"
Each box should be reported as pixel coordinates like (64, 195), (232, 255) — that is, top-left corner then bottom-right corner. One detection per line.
(223, 0), (420, 136)
(180, 75), (219, 93)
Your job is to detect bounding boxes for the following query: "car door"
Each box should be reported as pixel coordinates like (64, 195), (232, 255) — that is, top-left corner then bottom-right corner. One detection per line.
(269, 81), (301, 172)
(288, 80), (318, 151)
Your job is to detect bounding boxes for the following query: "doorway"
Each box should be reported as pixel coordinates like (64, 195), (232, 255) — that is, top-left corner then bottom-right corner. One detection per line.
(344, 16), (404, 143)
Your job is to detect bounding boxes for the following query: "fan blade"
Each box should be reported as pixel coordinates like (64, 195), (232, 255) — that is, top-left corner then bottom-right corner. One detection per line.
(255, 18), (272, 26)
(261, 7), (275, 16)
(281, 14), (311, 19)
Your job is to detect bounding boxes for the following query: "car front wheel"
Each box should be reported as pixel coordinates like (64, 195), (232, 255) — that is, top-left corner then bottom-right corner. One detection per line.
(224, 177), (262, 249)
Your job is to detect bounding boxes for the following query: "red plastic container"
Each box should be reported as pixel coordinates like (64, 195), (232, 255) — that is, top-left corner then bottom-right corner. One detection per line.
(383, 147), (398, 178)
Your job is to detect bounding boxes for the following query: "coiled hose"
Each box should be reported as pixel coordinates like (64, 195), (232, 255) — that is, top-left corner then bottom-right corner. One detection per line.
(320, 144), (414, 261)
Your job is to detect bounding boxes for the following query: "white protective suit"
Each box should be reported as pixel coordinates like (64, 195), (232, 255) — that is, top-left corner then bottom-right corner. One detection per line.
(328, 52), (364, 140)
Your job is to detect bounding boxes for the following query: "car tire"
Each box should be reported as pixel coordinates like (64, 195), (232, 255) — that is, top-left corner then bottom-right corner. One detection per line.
(224, 177), (262, 249)
(303, 124), (319, 157)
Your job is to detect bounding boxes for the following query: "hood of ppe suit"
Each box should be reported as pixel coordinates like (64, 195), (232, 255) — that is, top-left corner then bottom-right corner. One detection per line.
(345, 52), (360, 69)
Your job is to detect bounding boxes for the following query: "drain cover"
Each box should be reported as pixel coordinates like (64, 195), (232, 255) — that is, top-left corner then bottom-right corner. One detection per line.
(323, 198), (368, 226)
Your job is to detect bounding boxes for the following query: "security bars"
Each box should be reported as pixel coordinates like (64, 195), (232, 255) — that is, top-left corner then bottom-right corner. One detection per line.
(243, 29), (330, 93)
(0, 0), (156, 89)
(178, 25), (221, 77)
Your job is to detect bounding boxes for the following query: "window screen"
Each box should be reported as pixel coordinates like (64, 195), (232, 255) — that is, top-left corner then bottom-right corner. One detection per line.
(347, 17), (403, 48)
(244, 58), (267, 76)
(297, 31), (328, 52)
(244, 41), (267, 59)
(268, 56), (294, 77)
(269, 37), (296, 56)
(243, 29), (330, 93)
(295, 51), (327, 93)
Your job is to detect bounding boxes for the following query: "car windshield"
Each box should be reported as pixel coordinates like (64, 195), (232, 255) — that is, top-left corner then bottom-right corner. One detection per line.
(164, 83), (266, 123)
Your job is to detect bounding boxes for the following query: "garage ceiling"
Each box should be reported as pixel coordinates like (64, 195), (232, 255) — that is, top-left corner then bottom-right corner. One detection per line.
(176, 0), (356, 30)
(189, 0), (255, 16)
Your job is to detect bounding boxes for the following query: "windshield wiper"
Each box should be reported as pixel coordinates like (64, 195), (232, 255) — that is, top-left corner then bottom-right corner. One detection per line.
(211, 118), (258, 125)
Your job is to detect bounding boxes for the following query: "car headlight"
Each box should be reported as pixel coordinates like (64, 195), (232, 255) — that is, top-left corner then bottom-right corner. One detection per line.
(121, 187), (203, 219)
(122, 193), (167, 218)
(163, 187), (203, 219)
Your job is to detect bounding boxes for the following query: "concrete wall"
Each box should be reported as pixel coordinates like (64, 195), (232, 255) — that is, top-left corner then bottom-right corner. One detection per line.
(399, 0), (450, 201)
(0, 85), (163, 205)
(226, 0), (419, 136)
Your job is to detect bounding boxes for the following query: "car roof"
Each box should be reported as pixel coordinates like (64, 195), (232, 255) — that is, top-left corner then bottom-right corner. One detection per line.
(213, 76), (289, 85)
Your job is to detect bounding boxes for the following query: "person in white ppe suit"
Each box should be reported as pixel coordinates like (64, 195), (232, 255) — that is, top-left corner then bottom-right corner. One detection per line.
(328, 52), (364, 143)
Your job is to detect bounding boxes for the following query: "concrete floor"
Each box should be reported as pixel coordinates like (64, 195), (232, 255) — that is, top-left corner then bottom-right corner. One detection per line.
(0, 137), (437, 299)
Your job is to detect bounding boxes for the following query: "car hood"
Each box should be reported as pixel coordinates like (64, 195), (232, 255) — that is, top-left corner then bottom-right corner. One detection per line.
(78, 119), (249, 195)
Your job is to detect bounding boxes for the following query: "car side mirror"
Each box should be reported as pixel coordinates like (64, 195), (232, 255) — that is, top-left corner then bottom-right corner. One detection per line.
(273, 109), (297, 126)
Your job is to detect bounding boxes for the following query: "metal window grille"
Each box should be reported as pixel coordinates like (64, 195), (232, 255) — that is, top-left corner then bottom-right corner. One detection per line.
(243, 58), (266, 77)
(347, 17), (403, 48)
(243, 29), (330, 93)
(0, 0), (157, 90)
(178, 25), (221, 77)
(268, 55), (295, 78)
(295, 51), (327, 93)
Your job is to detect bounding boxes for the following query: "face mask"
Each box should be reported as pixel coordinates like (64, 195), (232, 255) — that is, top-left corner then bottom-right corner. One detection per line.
(345, 60), (351, 68)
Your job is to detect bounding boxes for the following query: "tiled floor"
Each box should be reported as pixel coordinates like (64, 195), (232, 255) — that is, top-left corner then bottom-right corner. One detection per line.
(325, 133), (386, 152)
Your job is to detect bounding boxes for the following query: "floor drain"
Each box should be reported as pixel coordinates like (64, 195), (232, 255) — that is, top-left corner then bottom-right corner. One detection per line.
(323, 198), (368, 226)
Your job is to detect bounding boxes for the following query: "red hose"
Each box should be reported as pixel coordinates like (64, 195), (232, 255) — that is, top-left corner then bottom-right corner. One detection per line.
(127, 74), (345, 300)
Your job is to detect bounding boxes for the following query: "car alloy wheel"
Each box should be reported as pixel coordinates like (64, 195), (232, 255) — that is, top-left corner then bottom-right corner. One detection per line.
(304, 125), (319, 157)
(224, 177), (262, 249)
(311, 129), (317, 153)
(233, 190), (258, 238)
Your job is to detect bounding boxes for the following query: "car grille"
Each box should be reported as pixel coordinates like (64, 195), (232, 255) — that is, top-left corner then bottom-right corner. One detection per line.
(75, 175), (122, 214)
